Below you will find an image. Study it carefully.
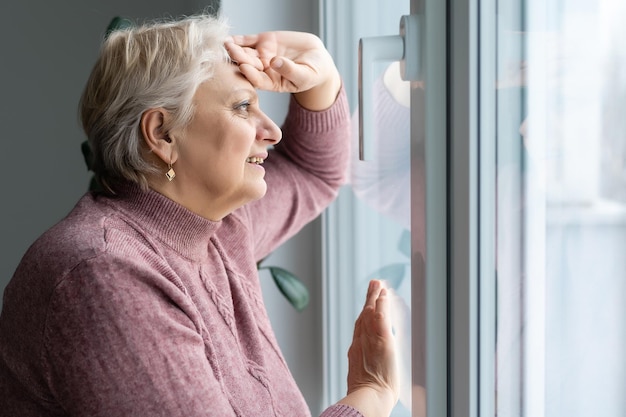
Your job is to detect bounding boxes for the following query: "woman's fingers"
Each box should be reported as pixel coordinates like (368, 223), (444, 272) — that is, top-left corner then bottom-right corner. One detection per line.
(349, 280), (384, 366)
(233, 53), (319, 93)
(373, 288), (393, 338)
(365, 279), (383, 309)
(228, 33), (278, 70)
(269, 56), (315, 90)
(237, 60), (298, 92)
(346, 280), (399, 403)
(230, 34), (261, 48)
(358, 280), (389, 341)
(236, 63), (269, 88)
(224, 42), (264, 70)
(226, 31), (336, 98)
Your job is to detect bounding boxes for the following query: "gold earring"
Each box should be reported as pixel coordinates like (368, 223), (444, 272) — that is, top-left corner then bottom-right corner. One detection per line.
(165, 162), (176, 181)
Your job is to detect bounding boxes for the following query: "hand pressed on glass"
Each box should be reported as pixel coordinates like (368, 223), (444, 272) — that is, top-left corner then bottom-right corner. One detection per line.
(339, 279), (400, 417)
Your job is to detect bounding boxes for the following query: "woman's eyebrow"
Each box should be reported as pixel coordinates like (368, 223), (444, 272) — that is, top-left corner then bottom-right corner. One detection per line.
(231, 87), (258, 99)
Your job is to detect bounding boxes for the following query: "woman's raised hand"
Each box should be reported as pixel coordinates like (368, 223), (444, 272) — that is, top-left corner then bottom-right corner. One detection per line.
(225, 31), (342, 111)
(338, 279), (400, 417)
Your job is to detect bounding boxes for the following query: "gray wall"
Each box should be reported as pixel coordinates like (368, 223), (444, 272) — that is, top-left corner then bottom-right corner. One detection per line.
(0, 0), (324, 414)
(0, 0), (212, 296)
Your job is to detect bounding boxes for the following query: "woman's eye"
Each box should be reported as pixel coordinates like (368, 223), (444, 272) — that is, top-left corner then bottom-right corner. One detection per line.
(235, 100), (250, 112)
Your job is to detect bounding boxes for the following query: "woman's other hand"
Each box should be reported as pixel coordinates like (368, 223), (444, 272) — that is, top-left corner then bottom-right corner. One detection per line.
(225, 31), (342, 111)
(338, 279), (400, 417)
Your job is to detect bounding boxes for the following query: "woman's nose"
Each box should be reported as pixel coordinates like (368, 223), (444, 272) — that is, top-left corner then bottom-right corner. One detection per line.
(257, 112), (282, 145)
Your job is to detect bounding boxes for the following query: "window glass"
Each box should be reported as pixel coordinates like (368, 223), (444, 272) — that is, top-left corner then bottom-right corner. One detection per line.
(494, 1), (626, 416)
(322, 1), (415, 416)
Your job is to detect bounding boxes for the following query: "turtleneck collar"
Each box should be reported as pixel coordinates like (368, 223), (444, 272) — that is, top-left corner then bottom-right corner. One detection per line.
(97, 182), (222, 261)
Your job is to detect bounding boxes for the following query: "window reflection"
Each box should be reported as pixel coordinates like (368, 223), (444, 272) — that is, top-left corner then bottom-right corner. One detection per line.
(496, 0), (626, 416)
(346, 1), (419, 416)
(350, 60), (424, 417)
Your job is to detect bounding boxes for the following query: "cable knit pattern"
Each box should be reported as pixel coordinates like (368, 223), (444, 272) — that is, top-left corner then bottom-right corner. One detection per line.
(0, 88), (363, 417)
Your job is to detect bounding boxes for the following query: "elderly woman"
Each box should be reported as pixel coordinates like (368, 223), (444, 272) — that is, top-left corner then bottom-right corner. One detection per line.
(0, 14), (398, 417)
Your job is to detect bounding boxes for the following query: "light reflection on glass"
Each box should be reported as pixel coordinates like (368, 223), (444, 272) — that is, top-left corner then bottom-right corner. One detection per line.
(495, 1), (626, 416)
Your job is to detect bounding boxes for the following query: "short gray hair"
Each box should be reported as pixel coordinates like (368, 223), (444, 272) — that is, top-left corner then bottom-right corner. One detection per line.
(79, 14), (231, 193)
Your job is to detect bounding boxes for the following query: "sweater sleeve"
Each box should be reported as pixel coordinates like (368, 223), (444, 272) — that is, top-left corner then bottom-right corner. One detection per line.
(42, 255), (236, 417)
(243, 86), (351, 260)
(320, 404), (365, 417)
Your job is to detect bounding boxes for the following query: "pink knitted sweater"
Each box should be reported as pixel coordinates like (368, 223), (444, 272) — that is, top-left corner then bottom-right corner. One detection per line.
(0, 89), (362, 417)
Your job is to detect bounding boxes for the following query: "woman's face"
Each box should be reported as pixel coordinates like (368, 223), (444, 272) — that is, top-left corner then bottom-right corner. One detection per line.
(172, 61), (282, 220)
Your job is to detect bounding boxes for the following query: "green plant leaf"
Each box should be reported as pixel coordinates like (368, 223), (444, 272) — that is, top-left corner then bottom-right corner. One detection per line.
(267, 266), (310, 312)
(88, 175), (103, 192)
(398, 229), (411, 258)
(105, 16), (134, 38)
(366, 262), (408, 290)
(81, 140), (93, 171)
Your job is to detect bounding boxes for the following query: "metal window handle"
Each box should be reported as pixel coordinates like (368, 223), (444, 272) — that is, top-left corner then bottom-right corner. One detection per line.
(358, 14), (421, 160)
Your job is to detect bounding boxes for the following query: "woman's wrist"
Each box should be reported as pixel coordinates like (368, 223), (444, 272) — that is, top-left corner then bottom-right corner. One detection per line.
(337, 385), (397, 417)
(293, 70), (342, 111)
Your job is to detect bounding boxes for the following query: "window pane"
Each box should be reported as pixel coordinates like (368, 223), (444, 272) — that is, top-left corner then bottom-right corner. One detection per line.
(322, 1), (416, 416)
(347, 0), (414, 411)
(494, 0), (626, 416)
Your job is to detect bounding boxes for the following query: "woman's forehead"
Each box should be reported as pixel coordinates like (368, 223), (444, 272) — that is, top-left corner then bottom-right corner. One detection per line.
(195, 62), (256, 102)
(207, 61), (254, 91)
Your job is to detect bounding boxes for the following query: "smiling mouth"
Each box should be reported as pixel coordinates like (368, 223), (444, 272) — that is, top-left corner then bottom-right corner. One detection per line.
(246, 157), (265, 164)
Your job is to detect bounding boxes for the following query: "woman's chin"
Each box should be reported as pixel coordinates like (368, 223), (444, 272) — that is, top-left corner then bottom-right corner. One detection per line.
(246, 183), (268, 203)
(255, 186), (268, 200)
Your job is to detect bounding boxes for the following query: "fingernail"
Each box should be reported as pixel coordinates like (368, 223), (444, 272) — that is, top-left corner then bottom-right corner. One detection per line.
(271, 58), (283, 69)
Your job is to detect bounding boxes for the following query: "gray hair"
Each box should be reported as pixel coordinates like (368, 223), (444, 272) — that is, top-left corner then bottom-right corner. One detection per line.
(79, 14), (231, 193)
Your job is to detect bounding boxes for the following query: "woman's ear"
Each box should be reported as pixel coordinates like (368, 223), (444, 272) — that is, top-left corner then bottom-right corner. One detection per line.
(140, 108), (177, 164)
